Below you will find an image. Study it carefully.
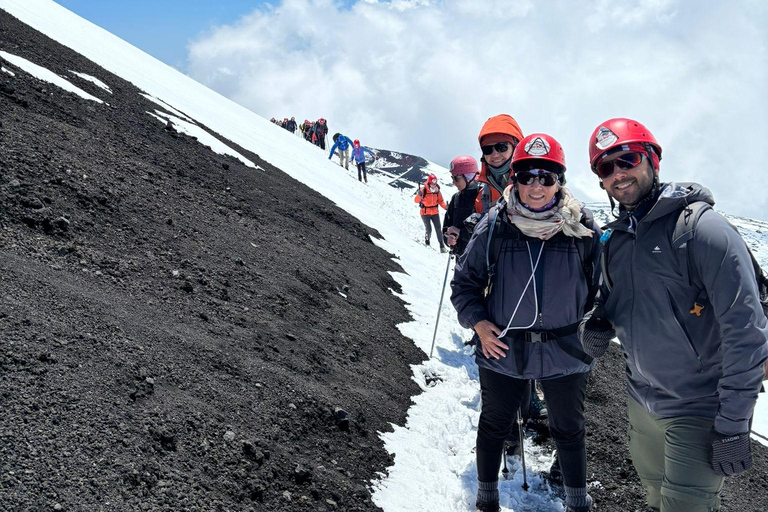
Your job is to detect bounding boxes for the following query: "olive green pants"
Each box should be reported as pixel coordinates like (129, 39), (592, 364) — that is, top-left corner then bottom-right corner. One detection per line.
(627, 397), (724, 512)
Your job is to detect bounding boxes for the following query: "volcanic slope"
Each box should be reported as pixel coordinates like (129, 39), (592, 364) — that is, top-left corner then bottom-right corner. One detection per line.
(0, 10), (423, 512)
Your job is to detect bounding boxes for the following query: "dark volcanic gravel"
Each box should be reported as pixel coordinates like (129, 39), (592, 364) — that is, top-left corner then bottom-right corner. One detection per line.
(1, 8), (767, 512)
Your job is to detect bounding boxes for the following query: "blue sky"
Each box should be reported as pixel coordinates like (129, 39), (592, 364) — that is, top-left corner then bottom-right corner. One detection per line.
(54, 0), (277, 69)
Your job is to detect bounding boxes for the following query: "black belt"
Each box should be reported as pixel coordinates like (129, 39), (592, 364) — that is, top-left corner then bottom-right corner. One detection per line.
(503, 322), (593, 374)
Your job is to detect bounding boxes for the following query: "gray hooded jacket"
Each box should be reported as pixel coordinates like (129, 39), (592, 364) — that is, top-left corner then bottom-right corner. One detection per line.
(598, 182), (768, 435)
(451, 203), (601, 380)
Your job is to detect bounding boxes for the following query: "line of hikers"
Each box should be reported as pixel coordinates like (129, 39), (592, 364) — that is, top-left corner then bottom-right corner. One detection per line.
(270, 117), (331, 150)
(435, 114), (768, 512)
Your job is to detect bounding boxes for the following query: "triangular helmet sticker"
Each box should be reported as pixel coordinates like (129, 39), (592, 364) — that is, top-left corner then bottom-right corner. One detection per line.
(595, 126), (619, 150)
(524, 137), (551, 156)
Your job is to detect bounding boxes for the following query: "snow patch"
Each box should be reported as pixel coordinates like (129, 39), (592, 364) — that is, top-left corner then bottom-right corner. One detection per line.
(69, 70), (112, 93)
(141, 93), (196, 123)
(0, 51), (103, 103)
(1, 66), (15, 76)
(146, 110), (256, 169)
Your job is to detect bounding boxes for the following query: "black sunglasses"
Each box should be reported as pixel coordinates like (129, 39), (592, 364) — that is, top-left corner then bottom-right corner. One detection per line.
(481, 142), (511, 156)
(594, 152), (645, 179)
(516, 170), (559, 187)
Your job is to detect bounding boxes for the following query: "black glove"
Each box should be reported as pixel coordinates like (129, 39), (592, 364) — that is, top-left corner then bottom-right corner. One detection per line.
(419, 202), (424, 209)
(463, 213), (483, 234)
(711, 429), (752, 476)
(578, 307), (616, 358)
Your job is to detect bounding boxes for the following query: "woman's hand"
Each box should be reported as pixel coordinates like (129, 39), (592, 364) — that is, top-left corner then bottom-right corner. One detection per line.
(474, 320), (508, 359)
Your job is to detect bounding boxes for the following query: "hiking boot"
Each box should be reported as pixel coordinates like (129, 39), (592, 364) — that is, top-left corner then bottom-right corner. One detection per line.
(475, 502), (500, 512)
(529, 388), (547, 420)
(425, 236), (430, 246)
(440, 246), (448, 253)
(504, 440), (522, 458)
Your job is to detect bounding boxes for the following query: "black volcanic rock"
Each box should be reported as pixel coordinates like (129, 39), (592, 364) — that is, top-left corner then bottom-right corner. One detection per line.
(0, 8), (422, 512)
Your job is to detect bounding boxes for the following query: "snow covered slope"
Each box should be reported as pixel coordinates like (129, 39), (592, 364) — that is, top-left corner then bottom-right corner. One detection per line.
(2, 1), (766, 511)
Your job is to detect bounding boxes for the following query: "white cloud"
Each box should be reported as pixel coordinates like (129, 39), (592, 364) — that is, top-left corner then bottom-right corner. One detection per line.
(186, 0), (768, 219)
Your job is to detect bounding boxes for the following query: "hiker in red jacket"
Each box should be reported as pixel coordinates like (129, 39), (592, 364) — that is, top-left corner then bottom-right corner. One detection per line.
(414, 174), (448, 252)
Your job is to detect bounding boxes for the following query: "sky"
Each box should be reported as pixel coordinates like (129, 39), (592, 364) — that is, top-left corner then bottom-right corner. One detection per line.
(49, 0), (768, 219)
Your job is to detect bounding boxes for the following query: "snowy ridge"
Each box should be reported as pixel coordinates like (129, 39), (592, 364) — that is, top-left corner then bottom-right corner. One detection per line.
(2, 2), (766, 511)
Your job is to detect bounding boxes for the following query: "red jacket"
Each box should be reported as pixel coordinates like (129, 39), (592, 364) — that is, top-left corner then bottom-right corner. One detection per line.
(414, 186), (447, 216)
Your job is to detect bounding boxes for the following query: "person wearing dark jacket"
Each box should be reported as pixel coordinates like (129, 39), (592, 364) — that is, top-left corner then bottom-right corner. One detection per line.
(452, 133), (600, 512)
(443, 155), (480, 256)
(286, 117), (297, 133)
(579, 118), (768, 512)
(312, 118), (329, 149)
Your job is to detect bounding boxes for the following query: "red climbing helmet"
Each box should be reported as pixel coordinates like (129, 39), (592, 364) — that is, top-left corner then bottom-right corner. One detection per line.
(449, 155), (478, 178)
(512, 133), (566, 173)
(426, 174), (438, 185)
(354, 139), (360, 147)
(588, 118), (662, 172)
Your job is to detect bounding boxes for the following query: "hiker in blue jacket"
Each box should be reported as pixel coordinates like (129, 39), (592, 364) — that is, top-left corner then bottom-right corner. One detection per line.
(329, 133), (353, 170)
(350, 139), (375, 183)
(579, 118), (768, 512)
(452, 133), (600, 512)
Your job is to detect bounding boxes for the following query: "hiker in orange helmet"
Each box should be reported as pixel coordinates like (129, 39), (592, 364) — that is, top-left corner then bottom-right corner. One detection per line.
(476, 114), (524, 214)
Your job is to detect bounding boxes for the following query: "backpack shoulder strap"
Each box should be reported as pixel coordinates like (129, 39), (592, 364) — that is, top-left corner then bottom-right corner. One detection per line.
(672, 201), (712, 288)
(576, 209), (597, 311)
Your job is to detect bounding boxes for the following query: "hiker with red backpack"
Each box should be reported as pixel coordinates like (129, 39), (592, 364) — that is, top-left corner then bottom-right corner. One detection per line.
(452, 133), (601, 512)
(414, 174), (448, 252)
(312, 118), (329, 150)
(351, 139), (375, 183)
(579, 118), (768, 512)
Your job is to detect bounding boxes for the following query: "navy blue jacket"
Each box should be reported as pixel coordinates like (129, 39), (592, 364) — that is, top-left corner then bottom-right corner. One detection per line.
(451, 203), (601, 379)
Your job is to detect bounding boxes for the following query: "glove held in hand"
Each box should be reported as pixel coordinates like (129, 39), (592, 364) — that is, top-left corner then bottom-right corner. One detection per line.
(578, 308), (615, 358)
(711, 430), (752, 477)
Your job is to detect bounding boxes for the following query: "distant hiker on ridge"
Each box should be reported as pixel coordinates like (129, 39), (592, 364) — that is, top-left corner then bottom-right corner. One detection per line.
(579, 118), (768, 512)
(452, 133), (601, 512)
(286, 116), (297, 134)
(414, 174), (447, 253)
(329, 133), (353, 170)
(351, 139), (375, 183)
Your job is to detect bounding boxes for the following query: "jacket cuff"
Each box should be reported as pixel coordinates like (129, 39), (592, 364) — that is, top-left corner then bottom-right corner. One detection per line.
(466, 310), (489, 330)
(714, 415), (751, 436)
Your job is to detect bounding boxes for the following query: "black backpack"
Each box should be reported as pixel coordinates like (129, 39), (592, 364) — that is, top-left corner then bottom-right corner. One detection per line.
(672, 201), (768, 317)
(484, 202), (597, 311)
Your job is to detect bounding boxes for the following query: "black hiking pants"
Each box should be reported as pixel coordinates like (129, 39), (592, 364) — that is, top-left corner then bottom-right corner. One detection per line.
(421, 214), (444, 248)
(476, 367), (589, 487)
(356, 162), (367, 182)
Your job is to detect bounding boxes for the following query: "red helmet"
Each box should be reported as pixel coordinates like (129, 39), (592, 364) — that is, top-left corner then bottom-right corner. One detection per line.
(449, 155), (478, 177)
(353, 139), (360, 146)
(426, 174), (438, 184)
(512, 133), (566, 173)
(319, 118), (326, 123)
(588, 118), (662, 170)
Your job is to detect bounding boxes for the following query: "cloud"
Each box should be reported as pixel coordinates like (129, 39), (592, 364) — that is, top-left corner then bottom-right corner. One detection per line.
(187, 0), (768, 219)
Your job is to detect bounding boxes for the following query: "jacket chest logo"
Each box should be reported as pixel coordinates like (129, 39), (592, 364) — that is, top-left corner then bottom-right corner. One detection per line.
(652, 246), (662, 254)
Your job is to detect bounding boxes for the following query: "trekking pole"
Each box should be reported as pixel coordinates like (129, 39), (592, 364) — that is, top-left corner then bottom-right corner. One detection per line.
(517, 408), (529, 491)
(428, 252), (453, 359)
(501, 442), (510, 478)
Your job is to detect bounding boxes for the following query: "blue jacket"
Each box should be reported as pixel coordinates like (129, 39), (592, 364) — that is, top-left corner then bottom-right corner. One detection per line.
(329, 135), (353, 158)
(597, 182), (768, 435)
(451, 202), (601, 380)
(351, 145), (374, 163)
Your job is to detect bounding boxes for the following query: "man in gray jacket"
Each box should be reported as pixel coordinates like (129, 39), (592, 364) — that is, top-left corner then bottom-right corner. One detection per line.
(580, 117), (768, 512)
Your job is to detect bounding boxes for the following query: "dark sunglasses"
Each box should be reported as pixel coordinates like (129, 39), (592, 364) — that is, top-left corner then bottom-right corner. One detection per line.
(481, 142), (511, 155)
(595, 152), (645, 179)
(516, 170), (559, 187)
